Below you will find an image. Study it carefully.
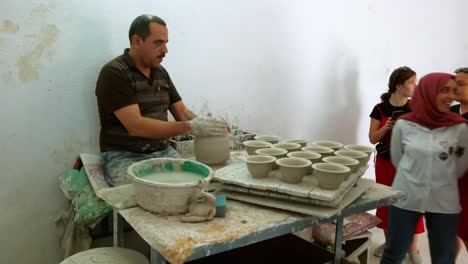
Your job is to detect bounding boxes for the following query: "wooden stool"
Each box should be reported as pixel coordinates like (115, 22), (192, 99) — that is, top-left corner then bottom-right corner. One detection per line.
(342, 231), (372, 264)
(60, 247), (149, 264)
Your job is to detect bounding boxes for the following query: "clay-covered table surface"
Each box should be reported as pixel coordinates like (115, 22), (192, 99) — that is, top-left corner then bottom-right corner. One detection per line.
(99, 151), (406, 264)
(81, 151), (405, 264)
(117, 181), (405, 264)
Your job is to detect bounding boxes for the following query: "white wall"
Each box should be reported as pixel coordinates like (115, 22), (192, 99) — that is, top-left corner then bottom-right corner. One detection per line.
(1, 0), (467, 263)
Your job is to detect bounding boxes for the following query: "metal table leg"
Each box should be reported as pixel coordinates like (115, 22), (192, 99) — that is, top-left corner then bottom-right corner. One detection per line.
(334, 216), (344, 264)
(151, 248), (168, 264)
(113, 209), (124, 247)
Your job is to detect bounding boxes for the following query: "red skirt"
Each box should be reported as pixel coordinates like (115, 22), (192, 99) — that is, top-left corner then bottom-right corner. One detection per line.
(375, 155), (425, 233)
(458, 174), (468, 241)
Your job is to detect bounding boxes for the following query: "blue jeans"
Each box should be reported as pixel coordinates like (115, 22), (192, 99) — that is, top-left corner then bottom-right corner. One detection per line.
(381, 206), (458, 264)
(101, 147), (180, 186)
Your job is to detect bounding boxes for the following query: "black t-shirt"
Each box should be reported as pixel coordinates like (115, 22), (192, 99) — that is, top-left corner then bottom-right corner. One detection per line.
(450, 104), (461, 114)
(369, 100), (411, 158)
(369, 100), (411, 121)
(451, 104), (468, 119)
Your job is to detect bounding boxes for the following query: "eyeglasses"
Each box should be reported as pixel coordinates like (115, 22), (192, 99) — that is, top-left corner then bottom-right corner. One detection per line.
(455, 67), (468, 73)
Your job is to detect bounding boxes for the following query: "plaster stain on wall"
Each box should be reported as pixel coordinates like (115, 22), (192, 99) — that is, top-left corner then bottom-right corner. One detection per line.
(0, 20), (20, 33)
(17, 24), (58, 81)
(29, 4), (50, 21)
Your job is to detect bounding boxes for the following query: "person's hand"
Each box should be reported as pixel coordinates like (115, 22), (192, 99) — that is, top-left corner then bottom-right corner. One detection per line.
(189, 115), (228, 136)
(383, 118), (395, 130)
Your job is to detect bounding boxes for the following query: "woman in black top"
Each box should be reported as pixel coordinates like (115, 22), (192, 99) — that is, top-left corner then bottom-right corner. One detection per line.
(368, 66), (424, 263)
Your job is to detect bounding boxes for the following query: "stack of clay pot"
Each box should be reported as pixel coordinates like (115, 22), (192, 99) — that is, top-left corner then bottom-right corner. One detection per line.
(244, 136), (375, 190)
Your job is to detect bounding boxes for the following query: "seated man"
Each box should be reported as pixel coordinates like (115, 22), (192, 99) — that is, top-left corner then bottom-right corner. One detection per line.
(95, 14), (226, 186)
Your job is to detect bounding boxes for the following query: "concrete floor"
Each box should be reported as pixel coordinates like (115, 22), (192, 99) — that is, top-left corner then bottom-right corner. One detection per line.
(368, 228), (468, 264)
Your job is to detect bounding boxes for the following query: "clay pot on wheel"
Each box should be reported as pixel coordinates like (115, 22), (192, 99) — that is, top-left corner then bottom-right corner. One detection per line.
(194, 135), (230, 165)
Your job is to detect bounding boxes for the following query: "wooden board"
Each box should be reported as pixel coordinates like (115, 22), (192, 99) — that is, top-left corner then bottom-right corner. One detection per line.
(222, 183), (347, 208)
(80, 153), (110, 196)
(214, 161), (368, 202)
(219, 178), (372, 218)
(98, 184), (138, 209)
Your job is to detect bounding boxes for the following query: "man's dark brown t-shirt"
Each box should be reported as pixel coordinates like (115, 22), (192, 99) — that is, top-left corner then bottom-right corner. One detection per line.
(95, 49), (182, 153)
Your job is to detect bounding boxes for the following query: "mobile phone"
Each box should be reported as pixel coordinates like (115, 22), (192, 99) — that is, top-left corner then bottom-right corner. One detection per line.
(391, 110), (404, 120)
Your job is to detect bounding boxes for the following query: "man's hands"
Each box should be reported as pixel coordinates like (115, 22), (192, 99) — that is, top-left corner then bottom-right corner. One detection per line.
(189, 116), (228, 136)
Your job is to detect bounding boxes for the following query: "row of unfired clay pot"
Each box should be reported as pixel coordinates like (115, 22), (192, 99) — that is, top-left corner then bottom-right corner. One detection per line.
(243, 137), (375, 190)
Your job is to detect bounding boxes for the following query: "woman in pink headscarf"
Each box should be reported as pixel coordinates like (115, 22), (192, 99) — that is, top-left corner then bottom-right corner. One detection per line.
(381, 73), (468, 264)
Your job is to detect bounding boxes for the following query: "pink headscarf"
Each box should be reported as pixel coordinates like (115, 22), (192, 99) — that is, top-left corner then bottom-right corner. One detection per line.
(400, 72), (467, 129)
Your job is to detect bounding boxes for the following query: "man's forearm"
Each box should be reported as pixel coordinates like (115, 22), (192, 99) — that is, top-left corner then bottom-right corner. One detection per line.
(180, 108), (197, 121)
(128, 117), (191, 139)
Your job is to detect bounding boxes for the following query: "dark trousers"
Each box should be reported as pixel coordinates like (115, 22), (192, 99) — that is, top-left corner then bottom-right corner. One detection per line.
(381, 206), (458, 264)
